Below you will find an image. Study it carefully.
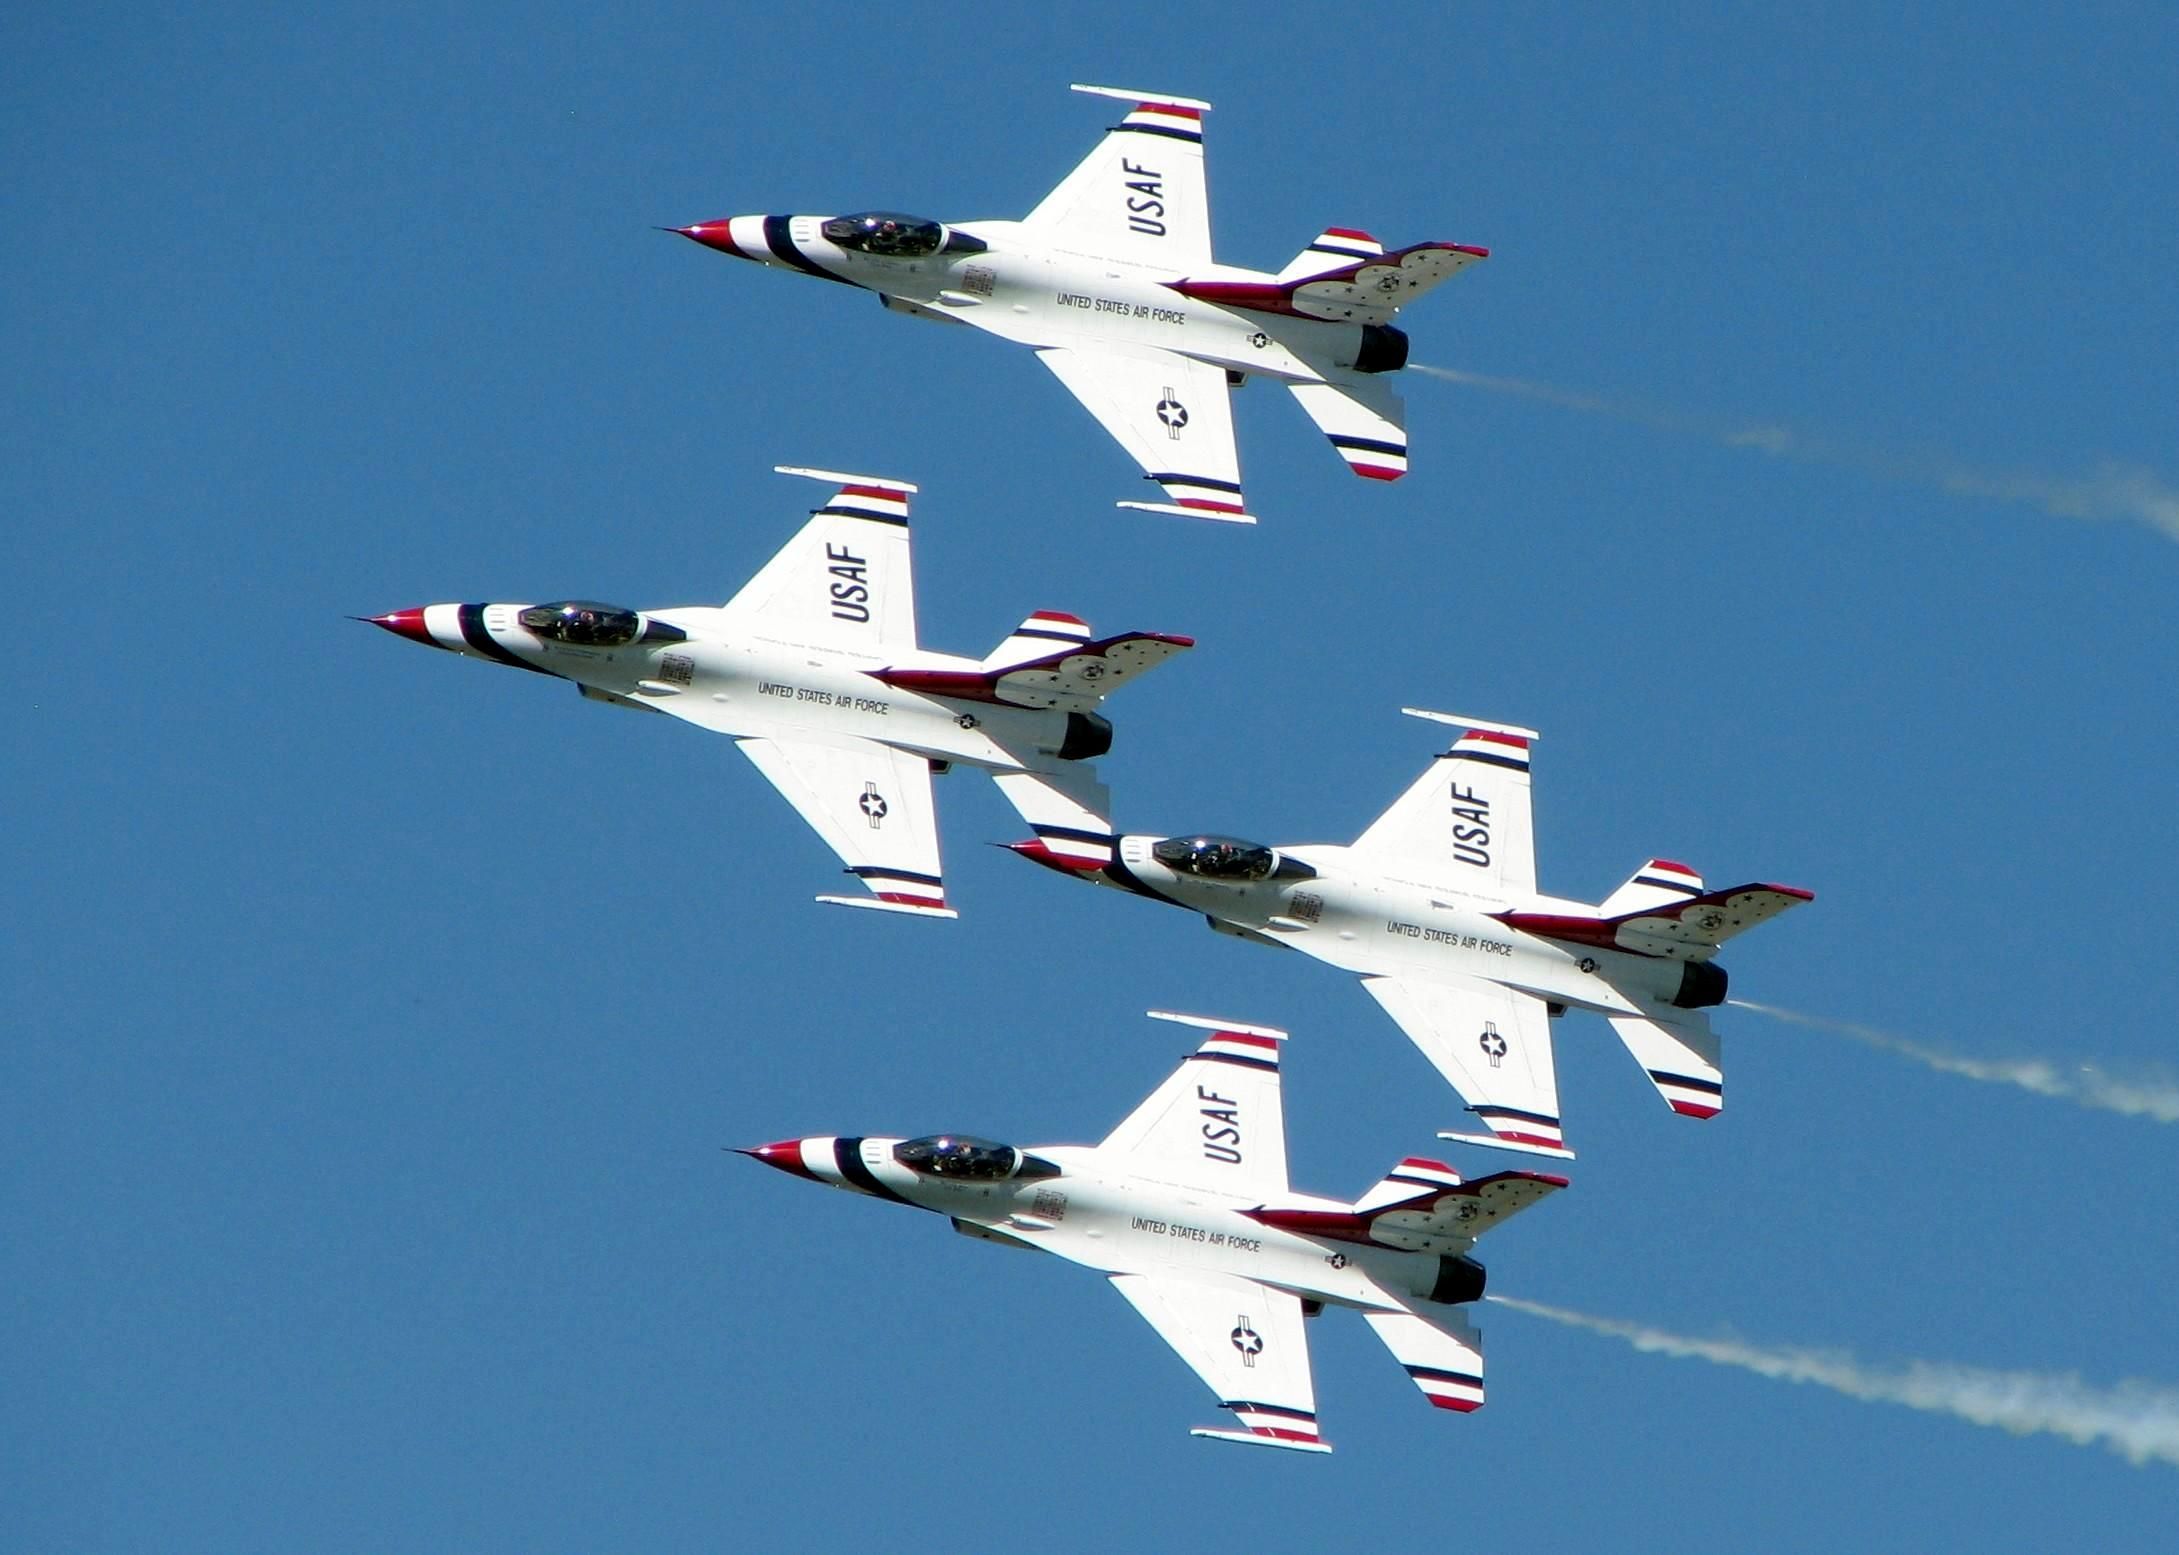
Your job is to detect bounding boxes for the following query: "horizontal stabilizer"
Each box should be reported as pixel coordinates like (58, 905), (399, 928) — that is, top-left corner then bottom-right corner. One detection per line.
(1275, 228), (1384, 283)
(875, 627), (1193, 712)
(1598, 858), (1706, 917)
(1608, 1013), (1724, 1119)
(1499, 882), (1815, 962)
(1364, 1308), (1486, 1414)
(1354, 1156), (1463, 1214)
(990, 767), (1115, 871)
(1288, 377), (1408, 481)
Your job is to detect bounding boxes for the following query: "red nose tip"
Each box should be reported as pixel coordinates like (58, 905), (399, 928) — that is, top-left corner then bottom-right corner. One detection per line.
(671, 220), (744, 257)
(365, 608), (438, 647)
(738, 1139), (818, 1180)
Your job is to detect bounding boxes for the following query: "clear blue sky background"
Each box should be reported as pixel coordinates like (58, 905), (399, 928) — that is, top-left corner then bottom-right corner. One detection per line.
(9, 4), (2178, 1549)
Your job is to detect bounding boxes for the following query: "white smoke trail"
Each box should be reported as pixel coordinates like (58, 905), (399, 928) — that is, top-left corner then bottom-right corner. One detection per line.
(1729, 999), (2179, 1123)
(1412, 364), (2179, 543)
(1489, 1294), (2179, 1470)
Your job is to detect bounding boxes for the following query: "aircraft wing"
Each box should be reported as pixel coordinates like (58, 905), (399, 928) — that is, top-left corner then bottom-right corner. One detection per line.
(1021, 85), (1212, 269)
(1360, 972), (1570, 1157)
(1351, 712), (1537, 901)
(1098, 1013), (1288, 1197)
(1109, 1271), (1329, 1452)
(734, 734), (955, 917)
(717, 467), (918, 660)
(1288, 375), (1409, 481)
(1036, 345), (1254, 522)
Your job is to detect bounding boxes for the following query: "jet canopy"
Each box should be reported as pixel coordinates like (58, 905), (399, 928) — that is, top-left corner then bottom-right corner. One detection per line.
(822, 211), (948, 257)
(519, 600), (642, 648)
(1153, 834), (1277, 881)
(893, 1134), (1059, 1182)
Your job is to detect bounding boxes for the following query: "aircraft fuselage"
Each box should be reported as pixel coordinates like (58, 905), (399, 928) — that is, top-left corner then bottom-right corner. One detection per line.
(763, 1135), (1476, 1315)
(688, 213), (1390, 385)
(1103, 835), (1706, 1022)
(372, 601), (1099, 772)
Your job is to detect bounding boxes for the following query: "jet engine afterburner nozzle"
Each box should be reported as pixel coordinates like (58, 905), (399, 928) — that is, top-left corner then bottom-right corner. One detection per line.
(1671, 960), (1729, 1010)
(1430, 1253), (1487, 1305)
(1058, 710), (1114, 762)
(1352, 323), (1410, 374)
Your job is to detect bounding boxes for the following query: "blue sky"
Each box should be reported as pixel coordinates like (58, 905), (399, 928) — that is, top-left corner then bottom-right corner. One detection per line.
(9, 3), (2178, 1549)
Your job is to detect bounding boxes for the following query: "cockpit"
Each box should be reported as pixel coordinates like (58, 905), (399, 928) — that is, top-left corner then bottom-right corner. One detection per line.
(820, 211), (987, 258)
(519, 600), (643, 647)
(892, 1134), (1060, 1182)
(822, 211), (946, 257)
(1153, 834), (1278, 881)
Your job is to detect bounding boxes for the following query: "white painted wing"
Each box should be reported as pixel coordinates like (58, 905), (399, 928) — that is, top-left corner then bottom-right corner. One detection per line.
(1360, 973), (1568, 1156)
(1288, 375), (1409, 481)
(1036, 345), (1253, 521)
(1363, 1308), (1487, 1414)
(1109, 1271), (1328, 1452)
(717, 469), (917, 660)
(1351, 719), (1537, 901)
(734, 735), (954, 917)
(1098, 1019), (1288, 1198)
(1021, 88), (1212, 269)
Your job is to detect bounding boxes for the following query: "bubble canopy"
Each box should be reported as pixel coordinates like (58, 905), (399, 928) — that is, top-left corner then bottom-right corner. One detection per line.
(891, 1135), (1059, 1182)
(822, 211), (946, 257)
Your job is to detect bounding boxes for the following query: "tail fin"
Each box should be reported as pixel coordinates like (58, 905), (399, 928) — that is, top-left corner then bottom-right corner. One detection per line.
(1275, 228), (1385, 283)
(1249, 1164), (1566, 1254)
(1499, 881), (1815, 961)
(1597, 858), (1706, 917)
(874, 614), (1194, 713)
(1177, 238), (1488, 325)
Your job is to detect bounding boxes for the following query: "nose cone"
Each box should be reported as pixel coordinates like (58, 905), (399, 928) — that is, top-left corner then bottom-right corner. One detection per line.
(738, 1138), (820, 1180)
(670, 219), (746, 257)
(364, 608), (438, 648)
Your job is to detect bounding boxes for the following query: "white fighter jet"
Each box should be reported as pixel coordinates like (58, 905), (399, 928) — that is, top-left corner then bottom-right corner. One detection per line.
(743, 1011), (1564, 1451)
(669, 84), (1488, 524)
(364, 466), (1191, 917)
(1009, 711), (1814, 1155)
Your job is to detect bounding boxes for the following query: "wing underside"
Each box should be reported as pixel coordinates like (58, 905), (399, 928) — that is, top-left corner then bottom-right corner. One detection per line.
(734, 734), (954, 917)
(1360, 973), (1569, 1156)
(1036, 345), (1253, 521)
(1022, 87), (1212, 269)
(1109, 1271), (1328, 1452)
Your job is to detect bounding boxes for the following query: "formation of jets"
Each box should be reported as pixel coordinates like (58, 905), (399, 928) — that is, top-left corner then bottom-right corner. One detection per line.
(368, 84), (1813, 1450)
(670, 84), (1487, 523)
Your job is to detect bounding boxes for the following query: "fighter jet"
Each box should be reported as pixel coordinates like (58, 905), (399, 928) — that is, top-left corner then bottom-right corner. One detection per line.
(669, 84), (1488, 524)
(1009, 711), (1813, 1155)
(743, 1011), (1563, 1450)
(364, 466), (1191, 917)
